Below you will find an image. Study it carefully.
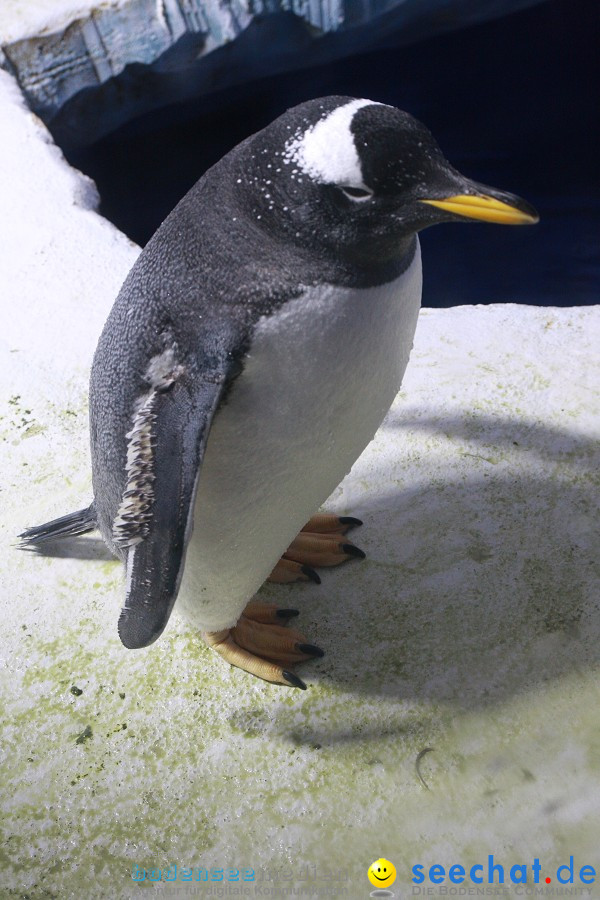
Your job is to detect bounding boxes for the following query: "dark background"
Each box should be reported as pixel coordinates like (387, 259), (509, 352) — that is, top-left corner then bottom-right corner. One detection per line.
(69, 0), (599, 307)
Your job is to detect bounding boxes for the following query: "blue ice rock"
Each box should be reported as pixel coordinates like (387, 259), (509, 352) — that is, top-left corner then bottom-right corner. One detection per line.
(1, 0), (546, 147)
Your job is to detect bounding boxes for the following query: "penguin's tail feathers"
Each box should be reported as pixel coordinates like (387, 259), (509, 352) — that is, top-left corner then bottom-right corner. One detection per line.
(18, 503), (97, 548)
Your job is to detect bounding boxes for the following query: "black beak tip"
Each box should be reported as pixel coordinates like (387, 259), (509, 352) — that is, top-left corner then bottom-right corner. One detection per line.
(505, 192), (540, 224)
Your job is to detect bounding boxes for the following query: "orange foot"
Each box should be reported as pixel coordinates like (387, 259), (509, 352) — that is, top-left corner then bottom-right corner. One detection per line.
(266, 512), (365, 585)
(203, 513), (365, 688)
(203, 601), (323, 689)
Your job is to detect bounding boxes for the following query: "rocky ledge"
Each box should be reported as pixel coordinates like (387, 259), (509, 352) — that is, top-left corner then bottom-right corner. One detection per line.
(1, 0), (545, 147)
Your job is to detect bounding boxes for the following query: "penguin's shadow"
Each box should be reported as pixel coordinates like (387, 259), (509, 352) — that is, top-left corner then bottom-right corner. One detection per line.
(259, 410), (600, 738)
(27, 411), (599, 741)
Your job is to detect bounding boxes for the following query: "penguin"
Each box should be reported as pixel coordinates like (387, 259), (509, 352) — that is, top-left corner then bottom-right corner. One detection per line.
(20, 96), (538, 689)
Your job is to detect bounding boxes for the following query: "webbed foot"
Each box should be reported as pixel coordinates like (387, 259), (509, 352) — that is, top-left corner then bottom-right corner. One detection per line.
(203, 601), (323, 688)
(267, 513), (365, 584)
(203, 514), (364, 687)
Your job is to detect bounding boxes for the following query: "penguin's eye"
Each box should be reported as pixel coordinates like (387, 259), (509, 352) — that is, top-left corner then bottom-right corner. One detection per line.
(339, 185), (374, 202)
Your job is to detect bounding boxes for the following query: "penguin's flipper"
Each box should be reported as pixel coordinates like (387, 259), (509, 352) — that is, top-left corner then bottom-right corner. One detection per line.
(116, 359), (239, 650)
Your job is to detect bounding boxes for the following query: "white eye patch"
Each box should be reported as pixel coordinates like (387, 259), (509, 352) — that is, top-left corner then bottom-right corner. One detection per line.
(285, 98), (379, 188)
(339, 185), (374, 201)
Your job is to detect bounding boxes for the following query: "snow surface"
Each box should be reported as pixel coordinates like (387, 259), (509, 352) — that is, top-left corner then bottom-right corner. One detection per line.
(1, 65), (600, 897)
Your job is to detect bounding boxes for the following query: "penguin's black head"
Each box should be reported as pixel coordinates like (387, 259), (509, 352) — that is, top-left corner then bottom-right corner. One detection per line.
(238, 96), (538, 271)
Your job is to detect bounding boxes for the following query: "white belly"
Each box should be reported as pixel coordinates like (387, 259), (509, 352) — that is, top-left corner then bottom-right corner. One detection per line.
(176, 241), (422, 630)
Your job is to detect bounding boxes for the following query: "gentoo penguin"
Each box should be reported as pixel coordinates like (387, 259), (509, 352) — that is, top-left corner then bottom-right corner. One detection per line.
(20, 96), (538, 689)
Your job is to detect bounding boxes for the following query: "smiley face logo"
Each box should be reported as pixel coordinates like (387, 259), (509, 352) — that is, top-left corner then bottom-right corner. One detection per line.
(368, 858), (396, 888)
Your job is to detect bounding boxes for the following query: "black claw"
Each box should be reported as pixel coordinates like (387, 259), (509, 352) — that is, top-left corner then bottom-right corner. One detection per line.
(276, 608), (300, 619)
(339, 516), (363, 528)
(282, 671), (307, 690)
(296, 643), (325, 658)
(342, 543), (366, 559)
(301, 565), (321, 585)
